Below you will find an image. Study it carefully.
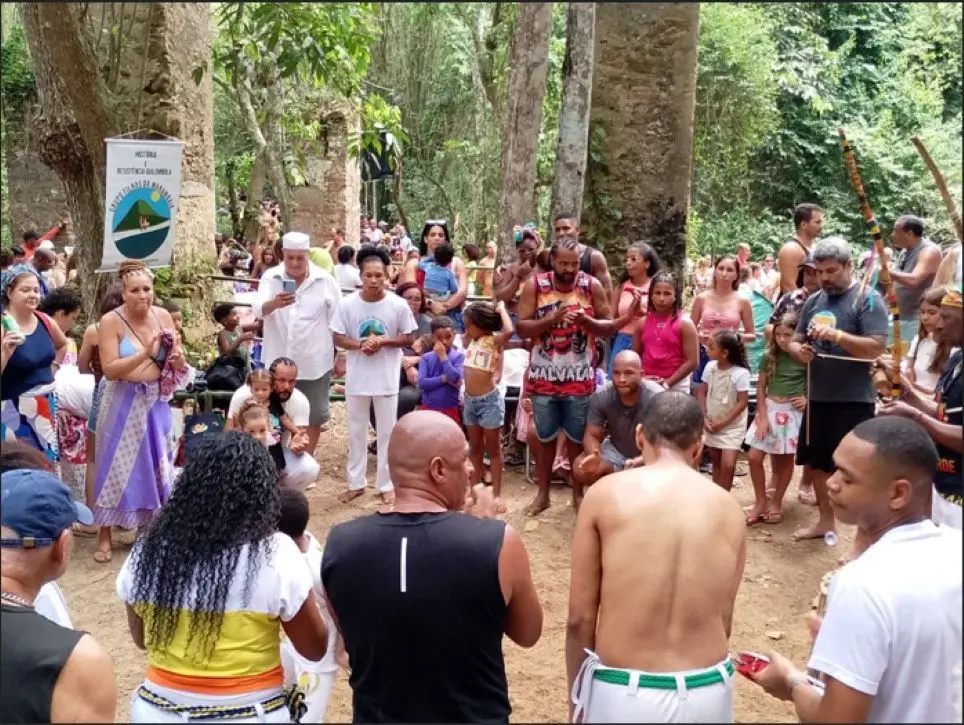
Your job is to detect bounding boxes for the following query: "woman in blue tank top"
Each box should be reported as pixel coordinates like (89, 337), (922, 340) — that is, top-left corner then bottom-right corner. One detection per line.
(1, 265), (67, 461)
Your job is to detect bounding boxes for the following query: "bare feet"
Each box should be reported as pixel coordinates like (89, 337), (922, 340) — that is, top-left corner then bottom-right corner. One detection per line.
(523, 493), (550, 517)
(495, 501), (508, 515)
(793, 522), (835, 541)
(378, 490), (395, 505)
(797, 486), (817, 506)
(337, 489), (365, 504)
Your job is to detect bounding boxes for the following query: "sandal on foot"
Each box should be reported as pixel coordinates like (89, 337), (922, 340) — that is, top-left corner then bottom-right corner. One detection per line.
(762, 511), (783, 524)
(745, 513), (765, 526)
(93, 549), (112, 564)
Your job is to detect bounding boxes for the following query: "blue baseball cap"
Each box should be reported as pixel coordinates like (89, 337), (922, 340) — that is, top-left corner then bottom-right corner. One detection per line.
(0, 470), (94, 548)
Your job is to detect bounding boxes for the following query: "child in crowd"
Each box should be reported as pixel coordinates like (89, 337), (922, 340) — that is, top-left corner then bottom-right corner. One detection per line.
(634, 271), (698, 394)
(744, 313), (806, 524)
(277, 488), (340, 724)
(231, 369), (299, 475)
(698, 329), (750, 491)
(417, 316), (465, 425)
(902, 286), (952, 396)
(422, 242), (464, 330)
(463, 300), (514, 506)
(161, 298), (184, 338)
(213, 302), (257, 364)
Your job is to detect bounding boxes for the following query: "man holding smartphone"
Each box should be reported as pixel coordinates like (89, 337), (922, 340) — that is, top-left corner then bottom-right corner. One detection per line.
(254, 232), (343, 472)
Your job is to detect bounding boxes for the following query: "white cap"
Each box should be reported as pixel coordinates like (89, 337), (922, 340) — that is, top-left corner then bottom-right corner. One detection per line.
(281, 232), (310, 251)
(37, 240), (55, 251)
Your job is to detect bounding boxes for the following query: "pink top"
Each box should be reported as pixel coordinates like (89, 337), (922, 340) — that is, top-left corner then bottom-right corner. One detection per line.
(640, 312), (685, 379)
(700, 305), (741, 334)
(616, 280), (650, 334)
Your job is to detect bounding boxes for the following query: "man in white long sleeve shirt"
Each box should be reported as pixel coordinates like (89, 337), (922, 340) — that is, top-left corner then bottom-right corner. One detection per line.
(254, 231), (343, 459)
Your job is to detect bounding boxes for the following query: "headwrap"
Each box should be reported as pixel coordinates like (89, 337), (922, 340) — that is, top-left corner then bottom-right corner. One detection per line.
(0, 264), (41, 305)
(941, 284), (962, 309)
(281, 232), (310, 251)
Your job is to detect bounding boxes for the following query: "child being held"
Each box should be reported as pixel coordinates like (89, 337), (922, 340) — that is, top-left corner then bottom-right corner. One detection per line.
(417, 316), (465, 426)
(420, 242), (464, 331)
(698, 329), (751, 491)
(277, 489), (341, 724)
(230, 369), (300, 475)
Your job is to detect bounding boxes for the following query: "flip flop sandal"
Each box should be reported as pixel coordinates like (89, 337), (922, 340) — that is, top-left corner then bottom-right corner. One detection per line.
(745, 513), (765, 526)
(93, 549), (112, 564)
(762, 511), (784, 524)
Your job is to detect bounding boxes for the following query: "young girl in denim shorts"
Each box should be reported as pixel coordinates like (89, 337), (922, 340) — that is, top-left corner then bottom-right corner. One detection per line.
(462, 301), (515, 510)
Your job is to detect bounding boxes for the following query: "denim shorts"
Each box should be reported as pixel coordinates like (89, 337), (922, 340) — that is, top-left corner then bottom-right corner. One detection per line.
(531, 394), (590, 444)
(463, 387), (505, 429)
(600, 438), (628, 471)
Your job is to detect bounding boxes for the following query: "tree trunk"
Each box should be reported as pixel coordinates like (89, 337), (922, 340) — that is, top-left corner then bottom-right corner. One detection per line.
(498, 2), (553, 262)
(263, 72), (293, 230)
(242, 151), (267, 242)
(21, 2), (115, 317)
(550, 3), (595, 224)
(584, 3), (700, 273)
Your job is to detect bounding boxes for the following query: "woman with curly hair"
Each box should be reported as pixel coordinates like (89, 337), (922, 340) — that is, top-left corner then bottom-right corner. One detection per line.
(90, 260), (190, 563)
(117, 432), (328, 723)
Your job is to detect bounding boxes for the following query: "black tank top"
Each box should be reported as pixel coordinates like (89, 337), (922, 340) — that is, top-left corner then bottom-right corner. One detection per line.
(321, 511), (509, 723)
(0, 604), (85, 723)
(579, 245), (594, 275)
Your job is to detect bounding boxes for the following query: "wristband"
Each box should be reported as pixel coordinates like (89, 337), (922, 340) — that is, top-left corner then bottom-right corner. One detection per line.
(834, 329), (843, 344)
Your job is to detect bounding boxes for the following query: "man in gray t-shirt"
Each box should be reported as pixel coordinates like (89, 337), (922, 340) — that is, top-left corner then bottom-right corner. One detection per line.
(789, 237), (888, 549)
(572, 351), (654, 490)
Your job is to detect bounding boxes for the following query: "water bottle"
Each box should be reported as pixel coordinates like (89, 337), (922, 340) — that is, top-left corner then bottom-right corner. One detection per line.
(1, 313), (24, 346)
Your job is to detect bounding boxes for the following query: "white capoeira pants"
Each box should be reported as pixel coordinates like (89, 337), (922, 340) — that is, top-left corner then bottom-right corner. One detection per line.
(282, 448), (321, 490)
(346, 394), (397, 493)
(571, 650), (734, 723)
(643, 378), (692, 396)
(932, 486), (963, 530)
(280, 640), (337, 724)
(129, 682), (291, 724)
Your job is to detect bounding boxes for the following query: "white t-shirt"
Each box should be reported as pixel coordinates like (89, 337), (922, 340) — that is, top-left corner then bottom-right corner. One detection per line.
(228, 385), (310, 446)
(335, 264), (362, 290)
(809, 520), (962, 723)
(329, 292), (418, 396)
(34, 582), (72, 628)
(903, 335), (941, 394)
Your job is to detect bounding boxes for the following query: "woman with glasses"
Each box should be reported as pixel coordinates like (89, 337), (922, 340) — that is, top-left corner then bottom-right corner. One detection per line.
(400, 220), (470, 333)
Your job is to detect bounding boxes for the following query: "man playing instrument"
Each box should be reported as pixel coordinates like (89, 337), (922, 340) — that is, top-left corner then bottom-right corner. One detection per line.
(776, 204), (823, 297)
(788, 238), (889, 547)
(749, 416), (962, 723)
(878, 284), (963, 529)
(567, 392), (746, 723)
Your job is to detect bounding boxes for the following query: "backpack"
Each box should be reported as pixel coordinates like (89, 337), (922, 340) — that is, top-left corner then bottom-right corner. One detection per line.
(204, 354), (246, 392)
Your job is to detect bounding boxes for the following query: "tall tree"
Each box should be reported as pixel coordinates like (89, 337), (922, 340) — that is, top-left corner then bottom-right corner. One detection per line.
(584, 3), (700, 271)
(21, 2), (113, 314)
(498, 2), (554, 260)
(550, 2), (595, 224)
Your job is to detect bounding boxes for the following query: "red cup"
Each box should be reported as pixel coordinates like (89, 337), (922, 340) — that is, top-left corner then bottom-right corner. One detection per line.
(734, 651), (770, 680)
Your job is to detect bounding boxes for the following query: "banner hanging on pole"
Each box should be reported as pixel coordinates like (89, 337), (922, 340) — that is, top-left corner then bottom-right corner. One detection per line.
(100, 137), (184, 272)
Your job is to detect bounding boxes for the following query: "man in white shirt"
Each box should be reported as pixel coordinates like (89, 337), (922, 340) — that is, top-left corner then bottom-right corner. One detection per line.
(226, 357), (320, 489)
(254, 231), (343, 457)
(330, 245), (418, 506)
(750, 416), (962, 723)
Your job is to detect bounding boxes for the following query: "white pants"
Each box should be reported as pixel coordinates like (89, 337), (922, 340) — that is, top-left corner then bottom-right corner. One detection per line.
(572, 651), (734, 723)
(932, 486), (963, 530)
(643, 378), (691, 396)
(346, 394), (397, 493)
(283, 448), (321, 490)
(129, 682), (290, 724)
(280, 640), (337, 723)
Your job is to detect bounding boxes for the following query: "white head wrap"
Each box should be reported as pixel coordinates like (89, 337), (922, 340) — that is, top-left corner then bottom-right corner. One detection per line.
(282, 232), (310, 251)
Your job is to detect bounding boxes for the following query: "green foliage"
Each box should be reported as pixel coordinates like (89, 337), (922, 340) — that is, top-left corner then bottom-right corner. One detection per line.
(0, 24), (35, 115)
(690, 2), (963, 259)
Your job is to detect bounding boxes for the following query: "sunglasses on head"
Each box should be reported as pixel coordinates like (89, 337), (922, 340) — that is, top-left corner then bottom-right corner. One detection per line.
(425, 219), (448, 227)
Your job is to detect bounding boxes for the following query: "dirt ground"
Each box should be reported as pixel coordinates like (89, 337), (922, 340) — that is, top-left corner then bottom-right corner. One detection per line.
(60, 401), (851, 723)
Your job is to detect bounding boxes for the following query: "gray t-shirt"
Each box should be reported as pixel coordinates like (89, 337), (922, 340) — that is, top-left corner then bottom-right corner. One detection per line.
(894, 240), (939, 321)
(586, 383), (653, 458)
(796, 284), (889, 404)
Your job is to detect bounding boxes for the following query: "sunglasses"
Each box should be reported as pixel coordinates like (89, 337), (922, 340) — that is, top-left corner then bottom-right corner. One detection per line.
(425, 219), (448, 227)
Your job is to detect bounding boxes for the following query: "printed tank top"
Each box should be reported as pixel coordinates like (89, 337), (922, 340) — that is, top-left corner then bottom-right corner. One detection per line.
(465, 335), (498, 373)
(528, 271), (596, 397)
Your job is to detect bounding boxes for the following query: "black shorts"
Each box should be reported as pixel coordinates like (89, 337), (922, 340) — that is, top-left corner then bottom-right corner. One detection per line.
(796, 401), (875, 473)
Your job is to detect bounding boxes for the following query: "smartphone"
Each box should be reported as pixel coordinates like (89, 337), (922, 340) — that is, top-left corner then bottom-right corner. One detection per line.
(282, 278), (296, 295)
(734, 651), (769, 679)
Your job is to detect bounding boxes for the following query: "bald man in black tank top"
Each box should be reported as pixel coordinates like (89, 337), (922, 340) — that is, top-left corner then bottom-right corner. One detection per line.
(321, 412), (543, 723)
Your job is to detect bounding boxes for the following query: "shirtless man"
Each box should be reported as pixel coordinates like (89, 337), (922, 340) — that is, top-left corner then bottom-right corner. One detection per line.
(552, 213), (613, 297)
(777, 203), (823, 297)
(567, 392), (746, 723)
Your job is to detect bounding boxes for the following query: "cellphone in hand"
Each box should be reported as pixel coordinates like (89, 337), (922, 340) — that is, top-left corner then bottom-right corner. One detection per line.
(282, 278), (296, 295)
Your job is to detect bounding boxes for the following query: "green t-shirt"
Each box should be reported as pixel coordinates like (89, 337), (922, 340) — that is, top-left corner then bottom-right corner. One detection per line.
(307, 247), (334, 275)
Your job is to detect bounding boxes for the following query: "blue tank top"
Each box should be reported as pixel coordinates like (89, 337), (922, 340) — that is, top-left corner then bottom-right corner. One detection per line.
(0, 315), (56, 400)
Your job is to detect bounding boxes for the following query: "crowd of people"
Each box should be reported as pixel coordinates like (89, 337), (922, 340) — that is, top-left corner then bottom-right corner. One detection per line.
(1, 201), (962, 724)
